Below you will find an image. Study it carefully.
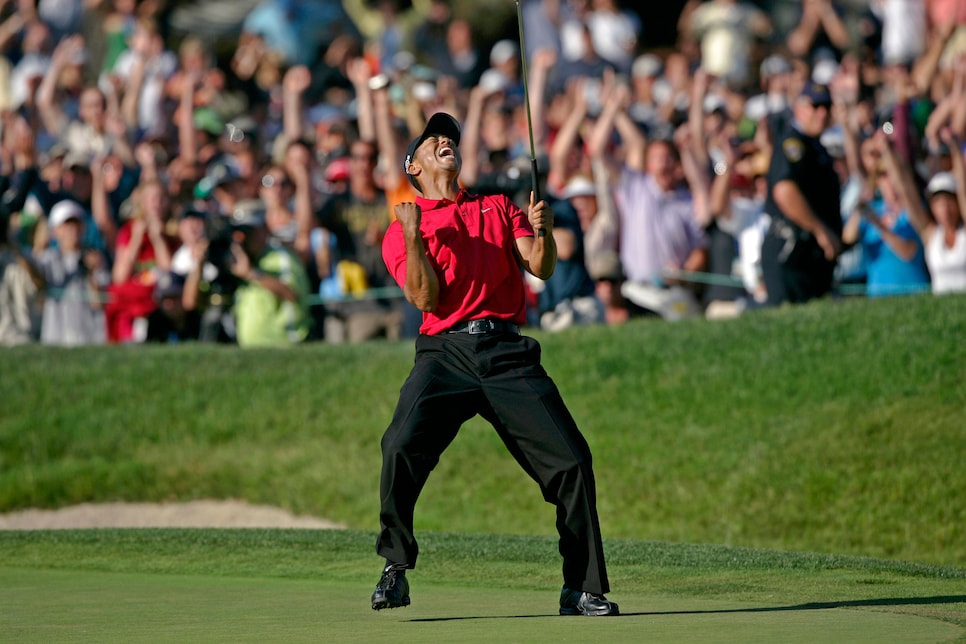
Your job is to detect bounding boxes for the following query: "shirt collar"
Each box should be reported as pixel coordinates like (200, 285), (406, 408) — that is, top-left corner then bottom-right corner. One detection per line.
(416, 188), (470, 209)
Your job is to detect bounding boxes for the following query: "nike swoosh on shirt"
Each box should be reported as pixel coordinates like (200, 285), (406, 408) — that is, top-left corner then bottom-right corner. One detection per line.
(481, 208), (492, 213)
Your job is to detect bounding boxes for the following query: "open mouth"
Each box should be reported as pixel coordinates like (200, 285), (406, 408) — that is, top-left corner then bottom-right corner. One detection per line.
(438, 145), (454, 159)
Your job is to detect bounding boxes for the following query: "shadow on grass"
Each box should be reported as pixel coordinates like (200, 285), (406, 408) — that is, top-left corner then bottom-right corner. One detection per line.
(406, 594), (966, 622)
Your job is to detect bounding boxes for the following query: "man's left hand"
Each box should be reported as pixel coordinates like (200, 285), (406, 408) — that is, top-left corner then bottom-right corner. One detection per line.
(528, 192), (553, 236)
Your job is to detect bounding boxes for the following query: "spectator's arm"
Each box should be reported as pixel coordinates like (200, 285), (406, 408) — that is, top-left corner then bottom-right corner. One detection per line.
(89, 158), (118, 250)
(942, 127), (966, 228)
(949, 57), (966, 138)
(347, 58), (375, 143)
(177, 71), (200, 166)
(0, 11), (24, 53)
(833, 99), (864, 182)
(289, 162), (314, 263)
(865, 209), (920, 260)
(231, 249), (300, 303)
(282, 65), (311, 145)
(877, 130), (934, 242)
(787, 2), (823, 58)
(912, 17), (957, 96)
(112, 219), (145, 283)
(460, 84), (490, 188)
(681, 246), (708, 274)
(613, 105), (645, 173)
(11, 244), (44, 290)
(341, 0), (382, 40)
(106, 109), (135, 167)
(675, 124), (711, 227)
(373, 85), (403, 191)
(82, 249), (106, 310)
(528, 48), (556, 155)
(772, 179), (843, 259)
(841, 200), (863, 246)
(182, 239), (207, 312)
(688, 67), (711, 169)
(586, 90), (615, 161)
(36, 35), (86, 136)
(816, 0), (850, 51)
(707, 141), (733, 222)
(120, 53), (147, 130)
(548, 76), (589, 193)
(788, 0), (849, 57)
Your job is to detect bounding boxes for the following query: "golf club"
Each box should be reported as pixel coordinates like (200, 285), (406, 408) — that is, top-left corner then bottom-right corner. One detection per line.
(514, 0), (545, 236)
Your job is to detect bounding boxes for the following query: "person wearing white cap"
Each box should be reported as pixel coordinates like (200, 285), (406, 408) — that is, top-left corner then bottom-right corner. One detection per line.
(35, 200), (109, 345)
(880, 129), (966, 294)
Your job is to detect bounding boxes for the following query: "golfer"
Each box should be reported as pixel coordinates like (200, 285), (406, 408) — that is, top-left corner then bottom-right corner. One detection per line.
(371, 112), (618, 617)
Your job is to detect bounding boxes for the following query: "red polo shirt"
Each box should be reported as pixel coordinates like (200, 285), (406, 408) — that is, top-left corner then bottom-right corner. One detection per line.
(382, 190), (534, 335)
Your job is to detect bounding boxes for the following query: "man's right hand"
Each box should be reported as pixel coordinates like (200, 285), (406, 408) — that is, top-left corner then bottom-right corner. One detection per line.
(394, 202), (422, 233)
(814, 224), (843, 261)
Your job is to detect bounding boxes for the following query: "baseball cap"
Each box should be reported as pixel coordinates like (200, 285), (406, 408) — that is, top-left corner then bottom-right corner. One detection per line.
(559, 175), (597, 200)
(926, 171), (958, 197)
(760, 54), (791, 78)
(324, 157), (351, 182)
(490, 39), (519, 66)
(404, 112), (462, 191)
(631, 53), (663, 79)
(62, 150), (92, 172)
(179, 206), (208, 221)
(48, 200), (85, 228)
(801, 82), (831, 107)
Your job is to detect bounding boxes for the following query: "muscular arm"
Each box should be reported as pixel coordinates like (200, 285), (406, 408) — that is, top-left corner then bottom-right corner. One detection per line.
(395, 202), (439, 311)
(514, 193), (556, 279)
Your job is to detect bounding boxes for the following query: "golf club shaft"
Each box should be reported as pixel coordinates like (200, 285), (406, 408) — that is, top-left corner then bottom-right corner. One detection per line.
(515, 0), (545, 237)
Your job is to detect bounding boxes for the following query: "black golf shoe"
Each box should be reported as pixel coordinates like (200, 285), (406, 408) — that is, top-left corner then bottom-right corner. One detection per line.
(559, 587), (620, 616)
(371, 562), (410, 610)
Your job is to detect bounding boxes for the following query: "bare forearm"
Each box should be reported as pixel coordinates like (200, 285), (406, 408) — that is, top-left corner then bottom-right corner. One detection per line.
(403, 228), (438, 311)
(246, 269), (299, 302)
(526, 233), (557, 279)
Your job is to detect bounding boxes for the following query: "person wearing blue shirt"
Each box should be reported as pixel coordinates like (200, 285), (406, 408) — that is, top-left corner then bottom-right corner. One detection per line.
(843, 198), (930, 297)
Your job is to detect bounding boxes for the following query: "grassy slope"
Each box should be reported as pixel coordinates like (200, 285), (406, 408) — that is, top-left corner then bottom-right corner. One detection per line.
(2, 294), (965, 566)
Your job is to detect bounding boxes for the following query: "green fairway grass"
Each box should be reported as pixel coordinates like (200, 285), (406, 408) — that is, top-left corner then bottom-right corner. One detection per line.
(3, 294), (964, 567)
(1, 530), (964, 642)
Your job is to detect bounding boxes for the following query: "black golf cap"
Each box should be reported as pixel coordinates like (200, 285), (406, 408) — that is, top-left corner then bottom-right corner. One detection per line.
(404, 112), (461, 191)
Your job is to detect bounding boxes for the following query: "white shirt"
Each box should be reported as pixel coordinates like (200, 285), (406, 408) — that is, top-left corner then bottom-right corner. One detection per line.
(926, 226), (966, 294)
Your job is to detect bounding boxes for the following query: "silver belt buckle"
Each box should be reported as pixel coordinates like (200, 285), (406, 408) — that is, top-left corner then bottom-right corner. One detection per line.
(467, 319), (493, 334)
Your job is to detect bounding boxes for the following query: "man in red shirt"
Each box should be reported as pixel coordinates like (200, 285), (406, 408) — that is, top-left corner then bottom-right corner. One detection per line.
(372, 112), (618, 617)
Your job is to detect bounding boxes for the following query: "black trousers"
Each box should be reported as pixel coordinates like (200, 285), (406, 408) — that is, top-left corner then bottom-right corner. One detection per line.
(376, 331), (610, 594)
(761, 231), (835, 306)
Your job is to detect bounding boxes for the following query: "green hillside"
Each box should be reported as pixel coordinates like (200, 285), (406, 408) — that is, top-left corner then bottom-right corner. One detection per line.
(2, 294), (964, 566)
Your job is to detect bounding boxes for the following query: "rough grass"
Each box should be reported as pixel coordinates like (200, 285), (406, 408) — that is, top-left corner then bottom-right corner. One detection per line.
(2, 294), (964, 566)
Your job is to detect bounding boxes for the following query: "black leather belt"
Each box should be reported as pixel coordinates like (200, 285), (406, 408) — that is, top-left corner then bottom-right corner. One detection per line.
(444, 319), (520, 335)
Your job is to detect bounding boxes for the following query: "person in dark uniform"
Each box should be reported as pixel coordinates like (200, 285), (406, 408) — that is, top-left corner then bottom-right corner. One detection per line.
(761, 82), (844, 305)
(371, 112), (618, 617)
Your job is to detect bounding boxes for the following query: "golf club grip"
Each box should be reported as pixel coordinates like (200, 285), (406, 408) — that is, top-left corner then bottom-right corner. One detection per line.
(531, 157), (545, 237)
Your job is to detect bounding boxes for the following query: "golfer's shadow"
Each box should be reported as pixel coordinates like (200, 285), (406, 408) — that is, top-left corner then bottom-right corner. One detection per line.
(406, 594), (966, 622)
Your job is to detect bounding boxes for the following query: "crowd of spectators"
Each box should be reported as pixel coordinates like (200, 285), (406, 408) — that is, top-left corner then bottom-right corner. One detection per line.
(1, 0), (965, 347)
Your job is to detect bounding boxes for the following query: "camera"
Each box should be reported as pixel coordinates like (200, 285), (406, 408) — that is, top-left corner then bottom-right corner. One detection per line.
(202, 214), (242, 300)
